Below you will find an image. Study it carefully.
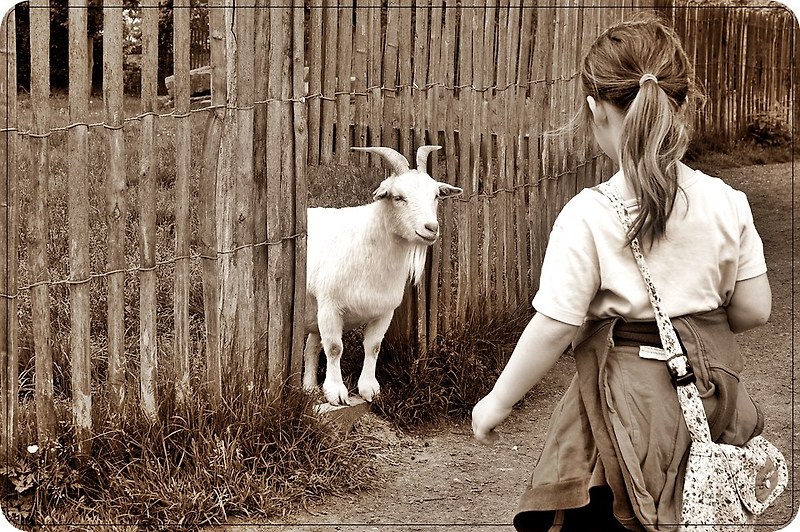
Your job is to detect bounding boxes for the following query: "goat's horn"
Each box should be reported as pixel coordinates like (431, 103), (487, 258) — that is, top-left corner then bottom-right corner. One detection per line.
(352, 146), (410, 176)
(416, 145), (442, 174)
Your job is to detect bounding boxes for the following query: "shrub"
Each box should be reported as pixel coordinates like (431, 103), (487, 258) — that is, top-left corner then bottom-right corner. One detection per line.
(366, 308), (532, 430)
(746, 103), (792, 147)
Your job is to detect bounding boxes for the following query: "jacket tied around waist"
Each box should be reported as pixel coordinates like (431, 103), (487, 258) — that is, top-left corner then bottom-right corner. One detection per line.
(513, 307), (763, 532)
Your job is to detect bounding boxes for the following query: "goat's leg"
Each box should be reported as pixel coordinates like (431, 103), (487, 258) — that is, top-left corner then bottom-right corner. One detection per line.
(302, 333), (322, 391)
(318, 309), (350, 405)
(358, 311), (394, 402)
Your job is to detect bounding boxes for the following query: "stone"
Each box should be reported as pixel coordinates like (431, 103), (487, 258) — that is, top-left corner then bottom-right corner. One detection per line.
(314, 396), (370, 434)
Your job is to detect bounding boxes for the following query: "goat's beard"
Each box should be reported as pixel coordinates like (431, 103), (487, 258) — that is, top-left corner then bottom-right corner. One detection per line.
(408, 245), (429, 285)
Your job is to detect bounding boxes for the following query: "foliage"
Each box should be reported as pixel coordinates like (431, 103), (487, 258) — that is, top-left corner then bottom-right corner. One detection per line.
(746, 103), (792, 147)
(1, 386), (377, 528)
(341, 308), (533, 430)
(13, 0), (210, 94)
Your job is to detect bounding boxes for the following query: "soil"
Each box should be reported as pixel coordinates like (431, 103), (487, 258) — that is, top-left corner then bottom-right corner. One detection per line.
(217, 161), (797, 532)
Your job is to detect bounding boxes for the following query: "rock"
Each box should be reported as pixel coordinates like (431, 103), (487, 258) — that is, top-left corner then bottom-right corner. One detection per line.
(314, 396), (370, 434)
(164, 65), (212, 100)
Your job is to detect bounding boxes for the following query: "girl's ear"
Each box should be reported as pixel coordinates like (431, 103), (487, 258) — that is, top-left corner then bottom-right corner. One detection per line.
(586, 95), (607, 125)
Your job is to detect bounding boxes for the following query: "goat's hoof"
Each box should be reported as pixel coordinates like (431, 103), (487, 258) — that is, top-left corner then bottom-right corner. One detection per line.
(357, 378), (381, 403)
(323, 382), (351, 406)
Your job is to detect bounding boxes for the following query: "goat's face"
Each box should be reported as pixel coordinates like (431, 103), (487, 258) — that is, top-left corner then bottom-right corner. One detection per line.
(374, 170), (462, 246)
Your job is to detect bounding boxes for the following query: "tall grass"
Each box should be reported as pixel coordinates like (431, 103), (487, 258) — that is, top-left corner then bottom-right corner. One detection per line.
(4, 384), (379, 528)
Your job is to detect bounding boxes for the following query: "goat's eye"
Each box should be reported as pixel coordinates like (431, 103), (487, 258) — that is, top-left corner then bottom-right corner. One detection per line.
(392, 195), (406, 203)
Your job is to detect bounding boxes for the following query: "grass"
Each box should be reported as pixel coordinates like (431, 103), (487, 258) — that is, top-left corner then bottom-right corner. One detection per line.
(4, 91), (796, 527)
(4, 385), (380, 528)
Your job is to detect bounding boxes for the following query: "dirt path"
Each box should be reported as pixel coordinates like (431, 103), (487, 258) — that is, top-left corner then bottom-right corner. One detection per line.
(218, 161), (796, 532)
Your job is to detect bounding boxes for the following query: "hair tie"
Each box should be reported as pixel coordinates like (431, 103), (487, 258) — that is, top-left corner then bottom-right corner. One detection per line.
(639, 73), (658, 87)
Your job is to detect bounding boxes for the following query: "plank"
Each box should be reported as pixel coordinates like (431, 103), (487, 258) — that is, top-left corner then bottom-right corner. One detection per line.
(66, 0), (91, 453)
(320, 0), (338, 164)
(173, 0), (192, 405)
(289, 0), (308, 386)
(0, 9), (18, 459)
(336, 1), (352, 163)
(307, 0), (322, 164)
(424, 0), (442, 341)
(138, 0), (157, 420)
(103, 0), (130, 423)
(29, 0), (57, 444)
(236, 0), (256, 395)
(413, 0), (430, 349)
(266, 2), (290, 400)
(253, 5), (270, 383)
(352, 0), (368, 153)
(199, 0), (225, 405)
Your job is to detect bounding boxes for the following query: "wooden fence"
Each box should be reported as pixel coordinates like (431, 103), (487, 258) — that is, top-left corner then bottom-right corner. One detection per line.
(0, 2), (796, 458)
(664, 4), (798, 142)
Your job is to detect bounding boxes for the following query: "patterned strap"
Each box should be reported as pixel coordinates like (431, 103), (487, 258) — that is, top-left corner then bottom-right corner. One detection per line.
(595, 181), (713, 444)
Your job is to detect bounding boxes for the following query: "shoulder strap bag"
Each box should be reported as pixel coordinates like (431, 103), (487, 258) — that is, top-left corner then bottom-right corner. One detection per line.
(596, 181), (787, 530)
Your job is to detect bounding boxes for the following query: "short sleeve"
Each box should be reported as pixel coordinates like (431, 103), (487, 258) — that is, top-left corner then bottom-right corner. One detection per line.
(734, 191), (767, 281)
(531, 195), (602, 326)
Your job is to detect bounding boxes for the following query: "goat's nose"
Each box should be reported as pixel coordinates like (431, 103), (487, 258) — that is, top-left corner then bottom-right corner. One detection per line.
(424, 221), (439, 233)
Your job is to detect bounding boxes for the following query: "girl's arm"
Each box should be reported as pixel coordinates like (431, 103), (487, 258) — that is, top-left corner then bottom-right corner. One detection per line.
(472, 312), (579, 444)
(725, 273), (771, 333)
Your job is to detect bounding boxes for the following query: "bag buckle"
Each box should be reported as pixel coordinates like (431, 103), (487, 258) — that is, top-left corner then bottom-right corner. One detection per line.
(667, 355), (696, 387)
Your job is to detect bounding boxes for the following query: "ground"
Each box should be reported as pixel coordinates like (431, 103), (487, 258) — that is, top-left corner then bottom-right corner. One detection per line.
(214, 161), (796, 532)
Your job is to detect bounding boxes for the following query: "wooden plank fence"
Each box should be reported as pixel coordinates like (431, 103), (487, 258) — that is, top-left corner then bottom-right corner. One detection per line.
(0, 1), (796, 457)
(663, 5), (797, 141)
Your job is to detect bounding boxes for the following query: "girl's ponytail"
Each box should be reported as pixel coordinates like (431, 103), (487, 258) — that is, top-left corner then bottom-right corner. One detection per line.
(620, 74), (690, 246)
(579, 13), (696, 247)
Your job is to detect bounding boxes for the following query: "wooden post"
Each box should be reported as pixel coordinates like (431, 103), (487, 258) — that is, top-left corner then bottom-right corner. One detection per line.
(335, 1), (352, 164)
(138, 0), (157, 421)
(29, 0), (57, 445)
(103, 0), (130, 423)
(320, 0), (338, 164)
(200, 0), (224, 406)
(265, 0), (290, 400)
(235, 1), (256, 395)
(216, 0), (240, 387)
(0, 9), (17, 459)
(173, 0), (192, 405)
(253, 6), (270, 387)
(68, 0), (92, 455)
(215, 0), (257, 396)
(307, 0), (322, 165)
(289, 0), (308, 387)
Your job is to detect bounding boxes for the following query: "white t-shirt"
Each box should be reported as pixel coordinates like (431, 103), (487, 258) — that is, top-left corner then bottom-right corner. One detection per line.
(531, 168), (767, 326)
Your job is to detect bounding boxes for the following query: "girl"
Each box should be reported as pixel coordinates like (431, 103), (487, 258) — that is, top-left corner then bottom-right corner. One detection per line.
(472, 14), (771, 532)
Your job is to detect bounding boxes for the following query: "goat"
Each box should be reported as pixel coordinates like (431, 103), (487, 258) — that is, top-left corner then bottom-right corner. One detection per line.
(302, 145), (463, 405)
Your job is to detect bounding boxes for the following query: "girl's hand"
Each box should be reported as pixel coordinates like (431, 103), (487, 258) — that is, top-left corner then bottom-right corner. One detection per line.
(472, 393), (512, 445)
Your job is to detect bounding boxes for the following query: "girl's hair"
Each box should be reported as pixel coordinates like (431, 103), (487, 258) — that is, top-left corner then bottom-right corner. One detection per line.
(581, 13), (697, 246)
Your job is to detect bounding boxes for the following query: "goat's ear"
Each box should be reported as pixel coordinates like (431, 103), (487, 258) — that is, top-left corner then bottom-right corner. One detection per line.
(373, 180), (392, 201)
(437, 183), (463, 199)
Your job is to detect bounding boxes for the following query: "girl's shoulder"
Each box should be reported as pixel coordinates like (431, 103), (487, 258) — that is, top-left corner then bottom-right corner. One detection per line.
(681, 169), (753, 216)
(553, 186), (619, 232)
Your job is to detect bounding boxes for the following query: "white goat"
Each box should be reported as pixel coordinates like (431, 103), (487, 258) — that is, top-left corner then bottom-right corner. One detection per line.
(302, 145), (463, 406)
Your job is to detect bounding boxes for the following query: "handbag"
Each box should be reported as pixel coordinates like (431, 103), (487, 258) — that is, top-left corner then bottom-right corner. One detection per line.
(596, 181), (787, 529)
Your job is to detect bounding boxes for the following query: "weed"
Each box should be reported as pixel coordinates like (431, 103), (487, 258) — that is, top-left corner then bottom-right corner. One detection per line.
(368, 307), (533, 430)
(2, 385), (378, 529)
